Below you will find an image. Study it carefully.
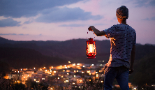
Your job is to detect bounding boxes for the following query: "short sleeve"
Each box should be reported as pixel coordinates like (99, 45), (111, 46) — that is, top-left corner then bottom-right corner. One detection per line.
(104, 25), (117, 38)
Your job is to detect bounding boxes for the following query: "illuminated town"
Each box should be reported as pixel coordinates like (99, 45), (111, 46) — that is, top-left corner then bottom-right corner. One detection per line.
(1, 61), (140, 90)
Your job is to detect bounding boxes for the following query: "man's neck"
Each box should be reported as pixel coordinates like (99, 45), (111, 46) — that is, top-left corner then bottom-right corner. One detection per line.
(120, 20), (127, 25)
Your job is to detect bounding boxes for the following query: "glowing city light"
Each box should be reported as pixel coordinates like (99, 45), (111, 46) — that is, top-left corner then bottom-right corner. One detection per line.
(42, 78), (45, 80)
(73, 63), (76, 66)
(74, 75), (76, 77)
(68, 61), (71, 63)
(7, 61), (131, 89)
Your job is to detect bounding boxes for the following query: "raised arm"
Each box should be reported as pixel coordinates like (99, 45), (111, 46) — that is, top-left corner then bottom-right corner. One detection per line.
(88, 26), (106, 36)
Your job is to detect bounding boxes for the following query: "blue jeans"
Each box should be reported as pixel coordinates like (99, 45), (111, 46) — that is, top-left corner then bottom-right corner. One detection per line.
(104, 66), (129, 90)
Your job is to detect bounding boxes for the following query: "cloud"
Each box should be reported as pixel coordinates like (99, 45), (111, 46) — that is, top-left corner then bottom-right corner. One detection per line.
(36, 7), (102, 23)
(24, 21), (33, 24)
(60, 24), (85, 27)
(0, 33), (29, 35)
(60, 23), (104, 27)
(143, 16), (155, 21)
(0, 18), (21, 27)
(134, 0), (155, 7)
(0, 0), (82, 18)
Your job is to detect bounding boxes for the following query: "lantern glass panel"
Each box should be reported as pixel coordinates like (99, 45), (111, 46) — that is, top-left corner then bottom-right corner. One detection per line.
(87, 42), (96, 54)
(88, 44), (94, 53)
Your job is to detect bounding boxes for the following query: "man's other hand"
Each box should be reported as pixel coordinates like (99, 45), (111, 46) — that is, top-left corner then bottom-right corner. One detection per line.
(129, 68), (134, 74)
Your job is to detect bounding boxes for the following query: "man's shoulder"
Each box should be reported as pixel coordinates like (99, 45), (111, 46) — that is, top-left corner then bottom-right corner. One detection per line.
(117, 24), (135, 32)
(108, 24), (136, 33)
(128, 25), (136, 33)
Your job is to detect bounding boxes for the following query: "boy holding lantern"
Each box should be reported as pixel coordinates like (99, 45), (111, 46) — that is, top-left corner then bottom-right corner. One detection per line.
(88, 6), (136, 90)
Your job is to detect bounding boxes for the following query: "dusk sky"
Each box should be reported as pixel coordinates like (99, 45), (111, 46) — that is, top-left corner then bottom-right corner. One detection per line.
(0, 0), (155, 45)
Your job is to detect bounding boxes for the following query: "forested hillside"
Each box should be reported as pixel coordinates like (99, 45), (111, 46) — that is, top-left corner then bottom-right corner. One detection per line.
(0, 37), (155, 87)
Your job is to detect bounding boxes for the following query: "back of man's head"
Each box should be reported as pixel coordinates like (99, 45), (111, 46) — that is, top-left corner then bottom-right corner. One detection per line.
(116, 6), (129, 20)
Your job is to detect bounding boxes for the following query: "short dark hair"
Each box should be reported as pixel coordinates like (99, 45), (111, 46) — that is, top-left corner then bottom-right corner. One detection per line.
(116, 6), (129, 19)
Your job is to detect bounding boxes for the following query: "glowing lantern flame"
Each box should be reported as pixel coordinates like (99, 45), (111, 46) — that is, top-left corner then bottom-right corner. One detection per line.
(88, 44), (93, 53)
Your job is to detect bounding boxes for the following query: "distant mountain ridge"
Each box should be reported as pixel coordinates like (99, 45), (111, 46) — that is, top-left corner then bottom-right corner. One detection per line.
(0, 36), (155, 68)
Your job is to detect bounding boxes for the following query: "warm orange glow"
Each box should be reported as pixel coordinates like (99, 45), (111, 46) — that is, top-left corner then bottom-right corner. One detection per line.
(14, 80), (21, 84)
(36, 81), (39, 83)
(96, 74), (99, 77)
(74, 70), (76, 73)
(68, 61), (71, 63)
(77, 63), (80, 65)
(65, 80), (69, 83)
(42, 78), (45, 80)
(74, 75), (76, 77)
(87, 70), (90, 73)
(72, 63), (76, 66)
(86, 38), (96, 58)
(3, 75), (9, 79)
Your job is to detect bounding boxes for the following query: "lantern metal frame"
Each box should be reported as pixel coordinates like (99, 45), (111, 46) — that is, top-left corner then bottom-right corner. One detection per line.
(86, 38), (96, 59)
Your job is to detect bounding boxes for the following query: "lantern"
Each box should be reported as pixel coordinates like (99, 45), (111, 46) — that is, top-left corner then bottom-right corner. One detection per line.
(86, 38), (96, 59)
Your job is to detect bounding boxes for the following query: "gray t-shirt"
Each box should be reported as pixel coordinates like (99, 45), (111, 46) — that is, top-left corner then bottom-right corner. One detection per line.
(104, 24), (136, 68)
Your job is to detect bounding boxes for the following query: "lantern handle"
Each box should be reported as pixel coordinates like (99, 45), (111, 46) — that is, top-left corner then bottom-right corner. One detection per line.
(86, 31), (95, 39)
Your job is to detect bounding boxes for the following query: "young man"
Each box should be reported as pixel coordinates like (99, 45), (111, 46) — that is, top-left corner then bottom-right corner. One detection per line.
(88, 6), (136, 90)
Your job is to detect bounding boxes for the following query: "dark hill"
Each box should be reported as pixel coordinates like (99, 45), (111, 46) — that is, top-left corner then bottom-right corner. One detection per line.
(0, 36), (155, 67)
(129, 52), (155, 87)
(0, 47), (67, 68)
